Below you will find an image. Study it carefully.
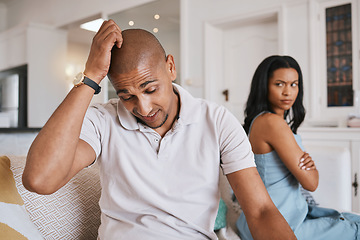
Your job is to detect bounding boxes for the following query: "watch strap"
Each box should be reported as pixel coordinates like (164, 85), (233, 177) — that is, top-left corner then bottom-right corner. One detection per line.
(83, 77), (101, 94)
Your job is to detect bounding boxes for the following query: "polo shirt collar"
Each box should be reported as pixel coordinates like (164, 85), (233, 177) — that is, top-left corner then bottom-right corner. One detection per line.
(116, 100), (139, 130)
(173, 83), (201, 126)
(116, 83), (201, 131)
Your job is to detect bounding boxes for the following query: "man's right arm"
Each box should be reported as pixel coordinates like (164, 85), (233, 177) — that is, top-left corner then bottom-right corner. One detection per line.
(22, 20), (123, 195)
(227, 168), (297, 240)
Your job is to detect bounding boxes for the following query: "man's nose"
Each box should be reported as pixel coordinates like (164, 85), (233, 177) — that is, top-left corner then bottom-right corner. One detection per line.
(136, 98), (152, 116)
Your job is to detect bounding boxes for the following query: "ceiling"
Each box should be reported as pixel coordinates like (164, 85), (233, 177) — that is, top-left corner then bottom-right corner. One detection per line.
(0, 0), (15, 4)
(0, 0), (179, 45)
(0, 0), (20, 6)
(67, 0), (179, 45)
(110, 0), (179, 33)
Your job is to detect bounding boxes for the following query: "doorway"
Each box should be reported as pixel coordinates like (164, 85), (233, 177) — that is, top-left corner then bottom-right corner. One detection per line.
(205, 12), (280, 123)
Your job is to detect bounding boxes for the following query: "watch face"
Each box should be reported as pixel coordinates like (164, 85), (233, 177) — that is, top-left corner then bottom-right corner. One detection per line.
(73, 72), (84, 85)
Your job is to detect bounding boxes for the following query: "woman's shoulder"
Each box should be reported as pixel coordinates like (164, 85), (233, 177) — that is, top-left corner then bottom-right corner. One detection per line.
(249, 112), (287, 153)
(254, 112), (288, 129)
(250, 112), (297, 154)
(251, 112), (292, 143)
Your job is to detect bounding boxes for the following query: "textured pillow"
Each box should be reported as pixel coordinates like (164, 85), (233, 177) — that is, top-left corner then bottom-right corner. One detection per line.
(214, 198), (228, 231)
(0, 156), (43, 239)
(10, 155), (101, 240)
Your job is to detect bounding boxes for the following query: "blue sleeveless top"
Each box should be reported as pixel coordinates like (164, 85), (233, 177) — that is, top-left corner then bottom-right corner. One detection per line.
(236, 112), (360, 240)
(236, 112), (307, 239)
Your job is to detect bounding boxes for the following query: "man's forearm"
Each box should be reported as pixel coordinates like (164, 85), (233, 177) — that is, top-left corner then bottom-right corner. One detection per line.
(227, 169), (297, 240)
(247, 206), (297, 240)
(23, 86), (95, 194)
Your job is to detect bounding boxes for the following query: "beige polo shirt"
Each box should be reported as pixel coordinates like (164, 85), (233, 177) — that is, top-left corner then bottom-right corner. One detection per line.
(80, 84), (255, 240)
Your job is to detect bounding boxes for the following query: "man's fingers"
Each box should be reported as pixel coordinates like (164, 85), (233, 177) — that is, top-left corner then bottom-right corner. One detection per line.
(111, 19), (123, 35)
(84, 19), (122, 81)
(103, 28), (122, 48)
(93, 19), (112, 38)
(95, 20), (122, 48)
(94, 20), (121, 40)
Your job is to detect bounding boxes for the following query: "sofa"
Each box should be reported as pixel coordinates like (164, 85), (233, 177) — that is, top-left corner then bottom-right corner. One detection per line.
(0, 155), (242, 240)
(0, 155), (101, 240)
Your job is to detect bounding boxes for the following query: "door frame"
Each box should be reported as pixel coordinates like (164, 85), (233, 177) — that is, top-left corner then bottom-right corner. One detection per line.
(203, 7), (286, 103)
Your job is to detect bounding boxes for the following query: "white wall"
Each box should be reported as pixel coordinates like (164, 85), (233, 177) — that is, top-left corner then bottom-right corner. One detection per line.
(26, 24), (68, 127)
(1, 0), (359, 127)
(181, 0), (311, 97)
(181, 0), (360, 125)
(0, 26), (26, 71)
(0, 3), (6, 32)
(0, 0), (155, 128)
(66, 41), (91, 90)
(157, 29), (181, 82)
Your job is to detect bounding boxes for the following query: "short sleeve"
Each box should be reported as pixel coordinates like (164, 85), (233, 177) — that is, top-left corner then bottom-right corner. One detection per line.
(80, 105), (105, 159)
(217, 107), (256, 175)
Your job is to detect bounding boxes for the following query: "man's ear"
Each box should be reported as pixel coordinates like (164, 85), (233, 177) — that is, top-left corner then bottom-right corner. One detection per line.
(166, 54), (177, 81)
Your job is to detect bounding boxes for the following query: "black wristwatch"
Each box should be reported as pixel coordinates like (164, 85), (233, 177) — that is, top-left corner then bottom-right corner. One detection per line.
(73, 72), (101, 94)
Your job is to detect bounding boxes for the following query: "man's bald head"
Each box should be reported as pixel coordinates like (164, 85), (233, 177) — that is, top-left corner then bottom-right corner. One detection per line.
(108, 29), (166, 80)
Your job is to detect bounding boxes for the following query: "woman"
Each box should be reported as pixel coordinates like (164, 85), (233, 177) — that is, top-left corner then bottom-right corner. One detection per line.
(236, 55), (360, 240)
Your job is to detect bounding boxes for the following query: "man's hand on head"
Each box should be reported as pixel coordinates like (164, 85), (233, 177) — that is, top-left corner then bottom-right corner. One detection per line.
(84, 19), (123, 84)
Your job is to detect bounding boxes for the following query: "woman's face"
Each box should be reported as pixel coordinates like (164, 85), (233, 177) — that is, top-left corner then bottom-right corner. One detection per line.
(267, 68), (299, 116)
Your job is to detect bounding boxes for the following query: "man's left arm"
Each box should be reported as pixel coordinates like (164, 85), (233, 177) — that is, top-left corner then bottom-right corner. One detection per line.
(227, 167), (297, 240)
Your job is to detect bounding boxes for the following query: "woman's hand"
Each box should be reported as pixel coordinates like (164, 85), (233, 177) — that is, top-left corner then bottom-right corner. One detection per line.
(298, 152), (316, 171)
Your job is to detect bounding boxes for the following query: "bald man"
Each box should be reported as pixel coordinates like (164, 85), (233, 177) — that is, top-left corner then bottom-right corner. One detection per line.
(23, 20), (296, 240)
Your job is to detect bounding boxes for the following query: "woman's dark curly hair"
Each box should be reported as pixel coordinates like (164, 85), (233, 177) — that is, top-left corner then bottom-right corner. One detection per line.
(243, 55), (305, 134)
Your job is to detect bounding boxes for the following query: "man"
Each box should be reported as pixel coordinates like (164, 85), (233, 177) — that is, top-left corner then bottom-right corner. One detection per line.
(23, 20), (296, 240)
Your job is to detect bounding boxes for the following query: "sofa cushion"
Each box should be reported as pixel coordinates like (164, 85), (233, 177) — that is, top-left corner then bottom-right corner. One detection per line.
(214, 198), (228, 231)
(0, 156), (43, 239)
(0, 155), (24, 205)
(10, 155), (101, 240)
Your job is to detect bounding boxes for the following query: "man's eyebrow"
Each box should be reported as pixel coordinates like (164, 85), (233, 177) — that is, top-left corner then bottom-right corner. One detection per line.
(116, 80), (158, 95)
(140, 80), (157, 89)
(117, 89), (129, 95)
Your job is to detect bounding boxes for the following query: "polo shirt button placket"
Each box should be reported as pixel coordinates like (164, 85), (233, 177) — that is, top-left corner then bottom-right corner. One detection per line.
(157, 138), (169, 160)
(158, 152), (168, 161)
(154, 138), (161, 153)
